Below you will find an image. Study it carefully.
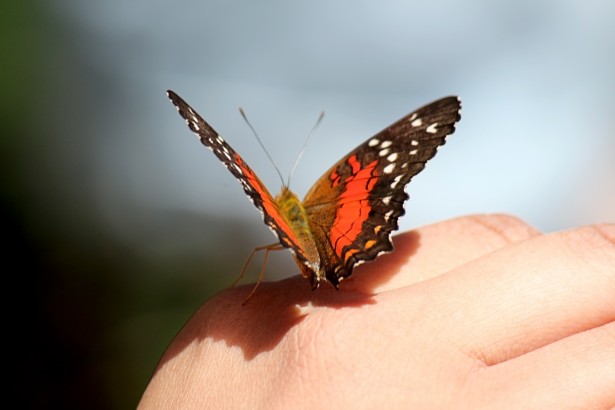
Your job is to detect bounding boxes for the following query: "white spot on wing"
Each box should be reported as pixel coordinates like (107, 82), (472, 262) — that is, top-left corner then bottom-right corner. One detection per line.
(380, 140), (392, 148)
(379, 148), (390, 157)
(411, 140), (419, 146)
(382, 196), (392, 205)
(368, 138), (380, 147)
(384, 210), (394, 221)
(426, 123), (438, 134)
(383, 163), (395, 174)
(409, 149), (418, 155)
(411, 118), (422, 127)
(390, 175), (402, 188)
(387, 153), (398, 162)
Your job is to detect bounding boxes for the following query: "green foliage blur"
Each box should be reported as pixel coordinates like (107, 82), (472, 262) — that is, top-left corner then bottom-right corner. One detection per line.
(1, 3), (276, 408)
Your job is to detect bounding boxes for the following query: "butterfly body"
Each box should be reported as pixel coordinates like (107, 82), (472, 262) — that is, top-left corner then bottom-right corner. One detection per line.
(167, 90), (461, 290)
(273, 187), (323, 288)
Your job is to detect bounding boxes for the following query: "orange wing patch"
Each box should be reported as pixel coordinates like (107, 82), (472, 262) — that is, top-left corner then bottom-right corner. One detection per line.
(329, 155), (379, 257)
(234, 155), (302, 248)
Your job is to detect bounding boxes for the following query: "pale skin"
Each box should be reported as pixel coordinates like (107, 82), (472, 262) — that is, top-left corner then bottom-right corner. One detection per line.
(139, 215), (615, 409)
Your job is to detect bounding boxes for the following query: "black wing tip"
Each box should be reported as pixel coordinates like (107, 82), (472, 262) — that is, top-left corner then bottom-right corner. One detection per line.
(436, 95), (461, 109)
(438, 95), (462, 111)
(452, 95), (462, 113)
(436, 95), (462, 123)
(166, 89), (183, 105)
(413, 96), (461, 124)
(440, 95), (461, 104)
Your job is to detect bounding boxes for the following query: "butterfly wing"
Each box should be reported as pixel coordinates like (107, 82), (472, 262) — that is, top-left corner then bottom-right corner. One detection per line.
(167, 90), (309, 264)
(303, 96), (462, 286)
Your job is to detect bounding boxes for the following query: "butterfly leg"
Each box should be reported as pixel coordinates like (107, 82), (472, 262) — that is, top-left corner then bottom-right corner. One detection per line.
(233, 242), (284, 304)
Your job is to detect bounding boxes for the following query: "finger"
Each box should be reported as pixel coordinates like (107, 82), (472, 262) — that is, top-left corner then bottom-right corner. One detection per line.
(473, 320), (615, 408)
(412, 224), (615, 363)
(350, 214), (540, 293)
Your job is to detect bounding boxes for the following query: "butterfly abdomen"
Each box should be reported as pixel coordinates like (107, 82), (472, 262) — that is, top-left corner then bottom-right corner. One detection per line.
(274, 187), (322, 282)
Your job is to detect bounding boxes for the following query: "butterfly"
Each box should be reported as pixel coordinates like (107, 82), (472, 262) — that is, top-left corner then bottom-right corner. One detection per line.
(167, 90), (461, 293)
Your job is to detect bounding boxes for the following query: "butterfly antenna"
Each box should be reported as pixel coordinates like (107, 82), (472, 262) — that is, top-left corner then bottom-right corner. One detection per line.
(287, 111), (325, 187)
(239, 107), (285, 187)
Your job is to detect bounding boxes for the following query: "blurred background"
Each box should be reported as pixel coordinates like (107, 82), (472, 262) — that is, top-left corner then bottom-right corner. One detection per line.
(2, 0), (613, 407)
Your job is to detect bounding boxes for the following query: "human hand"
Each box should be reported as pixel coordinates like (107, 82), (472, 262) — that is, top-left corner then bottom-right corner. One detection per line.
(139, 215), (615, 409)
